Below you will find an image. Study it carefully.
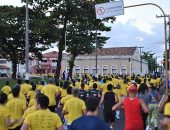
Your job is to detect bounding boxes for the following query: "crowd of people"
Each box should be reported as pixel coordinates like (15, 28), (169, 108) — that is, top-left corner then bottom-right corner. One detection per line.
(0, 73), (170, 130)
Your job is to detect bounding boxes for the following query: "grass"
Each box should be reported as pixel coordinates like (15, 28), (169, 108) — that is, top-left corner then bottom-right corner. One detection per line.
(0, 77), (46, 90)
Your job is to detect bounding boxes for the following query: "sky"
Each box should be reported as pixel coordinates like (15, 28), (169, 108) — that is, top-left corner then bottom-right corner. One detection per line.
(0, 0), (170, 64)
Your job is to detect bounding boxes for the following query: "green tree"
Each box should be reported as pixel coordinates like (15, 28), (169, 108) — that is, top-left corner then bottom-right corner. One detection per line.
(27, 0), (114, 79)
(141, 51), (157, 73)
(0, 6), (52, 79)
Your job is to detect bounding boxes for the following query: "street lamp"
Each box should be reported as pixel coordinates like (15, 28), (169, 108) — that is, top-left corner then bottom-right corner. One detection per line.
(25, 0), (29, 76)
(125, 3), (169, 95)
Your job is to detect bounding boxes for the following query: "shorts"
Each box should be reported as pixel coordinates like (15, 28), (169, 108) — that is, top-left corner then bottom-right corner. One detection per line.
(103, 110), (115, 123)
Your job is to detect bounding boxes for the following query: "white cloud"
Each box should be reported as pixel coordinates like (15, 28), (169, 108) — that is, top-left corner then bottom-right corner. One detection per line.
(1, 0), (168, 64)
(0, 0), (23, 7)
(136, 36), (144, 41)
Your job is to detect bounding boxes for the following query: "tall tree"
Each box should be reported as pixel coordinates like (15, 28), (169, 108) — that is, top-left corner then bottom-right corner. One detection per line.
(65, 1), (112, 79)
(0, 6), (52, 79)
(141, 51), (156, 73)
(27, 0), (115, 79)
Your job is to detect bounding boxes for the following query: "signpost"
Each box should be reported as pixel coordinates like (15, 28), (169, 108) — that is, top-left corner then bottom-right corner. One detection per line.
(95, 0), (124, 19)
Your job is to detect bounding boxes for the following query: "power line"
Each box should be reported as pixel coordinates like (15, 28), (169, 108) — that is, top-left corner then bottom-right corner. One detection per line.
(144, 41), (163, 50)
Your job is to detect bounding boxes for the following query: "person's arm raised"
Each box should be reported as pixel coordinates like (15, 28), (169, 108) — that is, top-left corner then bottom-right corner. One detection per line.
(140, 99), (149, 113)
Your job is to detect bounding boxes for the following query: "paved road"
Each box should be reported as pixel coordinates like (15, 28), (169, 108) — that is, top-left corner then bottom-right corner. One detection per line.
(98, 106), (125, 130)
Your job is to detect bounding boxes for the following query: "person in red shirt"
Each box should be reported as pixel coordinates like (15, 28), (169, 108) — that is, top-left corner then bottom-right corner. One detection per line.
(112, 84), (149, 130)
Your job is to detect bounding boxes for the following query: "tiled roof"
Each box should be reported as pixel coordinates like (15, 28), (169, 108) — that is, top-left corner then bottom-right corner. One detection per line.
(43, 51), (58, 58)
(0, 65), (10, 69)
(42, 51), (67, 58)
(82, 47), (137, 56)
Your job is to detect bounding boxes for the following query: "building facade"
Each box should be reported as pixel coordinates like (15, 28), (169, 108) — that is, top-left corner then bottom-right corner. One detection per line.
(0, 59), (11, 75)
(71, 47), (148, 76)
(30, 47), (148, 76)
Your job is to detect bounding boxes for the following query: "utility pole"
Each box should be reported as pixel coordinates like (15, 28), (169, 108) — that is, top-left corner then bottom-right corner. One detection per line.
(136, 47), (144, 75)
(95, 29), (98, 76)
(25, 0), (29, 76)
(125, 3), (169, 95)
(168, 15), (170, 75)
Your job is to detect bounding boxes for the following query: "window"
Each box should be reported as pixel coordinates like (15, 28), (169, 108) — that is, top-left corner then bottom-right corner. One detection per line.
(83, 66), (89, 74)
(92, 65), (99, 74)
(102, 66), (108, 75)
(75, 66), (80, 74)
(121, 65), (127, 75)
(52, 60), (57, 63)
(0, 60), (7, 64)
(112, 66), (117, 74)
(42, 60), (47, 63)
(66, 67), (70, 73)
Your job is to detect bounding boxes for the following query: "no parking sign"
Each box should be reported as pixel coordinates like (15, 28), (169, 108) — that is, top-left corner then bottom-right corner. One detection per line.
(95, 0), (124, 19)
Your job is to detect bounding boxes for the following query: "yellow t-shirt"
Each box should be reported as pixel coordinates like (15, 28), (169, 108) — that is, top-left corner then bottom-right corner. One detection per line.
(36, 85), (44, 91)
(164, 103), (170, 116)
(61, 95), (73, 105)
(41, 84), (59, 106)
(164, 103), (170, 130)
(63, 97), (86, 124)
(6, 98), (26, 129)
(60, 88), (68, 98)
(22, 106), (36, 120)
(24, 110), (62, 130)
(84, 84), (90, 91)
(0, 105), (10, 130)
(8, 93), (26, 106)
(27, 91), (36, 100)
(28, 99), (36, 107)
(150, 79), (159, 88)
(21, 83), (32, 95)
(75, 82), (81, 88)
(112, 78), (119, 86)
(121, 83), (128, 96)
(1, 85), (11, 95)
(113, 89), (122, 102)
(101, 83), (108, 94)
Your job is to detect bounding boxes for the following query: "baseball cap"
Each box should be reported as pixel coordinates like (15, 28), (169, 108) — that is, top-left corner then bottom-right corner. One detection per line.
(127, 84), (137, 93)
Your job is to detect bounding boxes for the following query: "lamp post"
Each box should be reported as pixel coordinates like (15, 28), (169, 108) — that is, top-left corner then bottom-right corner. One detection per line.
(124, 3), (169, 95)
(95, 29), (98, 76)
(25, 0), (29, 76)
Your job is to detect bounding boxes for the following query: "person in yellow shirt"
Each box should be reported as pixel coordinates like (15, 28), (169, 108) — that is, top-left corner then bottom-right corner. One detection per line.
(160, 103), (170, 130)
(27, 83), (36, 102)
(113, 83), (123, 120)
(7, 85), (27, 130)
(60, 87), (73, 106)
(75, 79), (81, 88)
(101, 79), (108, 94)
(41, 79), (59, 112)
(121, 79), (128, 96)
(36, 80), (45, 92)
(0, 93), (18, 130)
(20, 94), (63, 130)
(21, 80), (32, 95)
(60, 81), (69, 98)
(1, 80), (11, 95)
(62, 88), (86, 129)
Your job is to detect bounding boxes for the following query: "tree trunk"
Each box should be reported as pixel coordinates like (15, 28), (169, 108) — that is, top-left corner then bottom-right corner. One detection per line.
(55, 48), (63, 80)
(12, 60), (17, 79)
(55, 2), (70, 80)
(68, 55), (76, 80)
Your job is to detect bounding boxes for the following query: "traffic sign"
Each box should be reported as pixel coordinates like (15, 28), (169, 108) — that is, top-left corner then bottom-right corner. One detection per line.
(95, 0), (124, 19)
